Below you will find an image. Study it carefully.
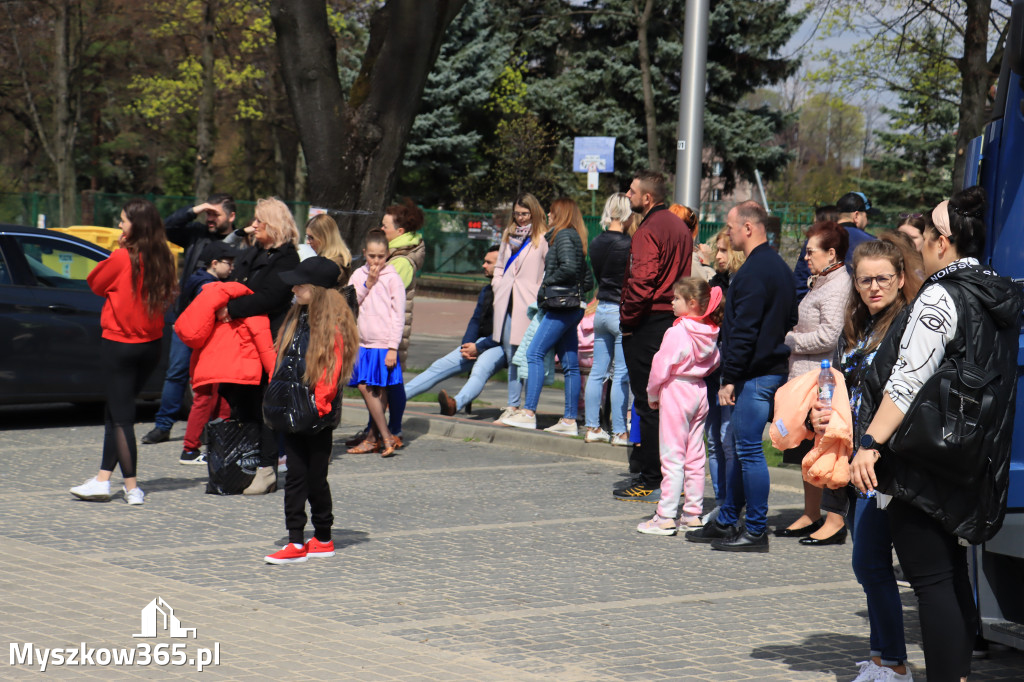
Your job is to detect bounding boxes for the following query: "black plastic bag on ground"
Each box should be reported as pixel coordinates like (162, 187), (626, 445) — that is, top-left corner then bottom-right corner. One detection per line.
(205, 418), (261, 495)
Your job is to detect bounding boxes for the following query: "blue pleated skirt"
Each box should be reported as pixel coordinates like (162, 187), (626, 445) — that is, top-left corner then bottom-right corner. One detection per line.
(347, 347), (404, 387)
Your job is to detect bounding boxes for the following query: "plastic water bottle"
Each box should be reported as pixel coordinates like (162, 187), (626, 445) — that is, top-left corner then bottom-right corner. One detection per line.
(818, 359), (835, 408)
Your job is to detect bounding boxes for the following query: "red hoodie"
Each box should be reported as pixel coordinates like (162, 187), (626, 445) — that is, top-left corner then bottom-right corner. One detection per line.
(87, 248), (165, 343)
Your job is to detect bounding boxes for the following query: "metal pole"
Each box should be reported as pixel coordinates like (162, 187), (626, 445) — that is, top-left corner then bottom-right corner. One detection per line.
(674, 0), (711, 211)
(754, 169), (770, 213)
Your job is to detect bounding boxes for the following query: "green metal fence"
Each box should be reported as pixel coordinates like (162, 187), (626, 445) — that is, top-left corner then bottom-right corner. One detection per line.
(1, 191), (816, 276)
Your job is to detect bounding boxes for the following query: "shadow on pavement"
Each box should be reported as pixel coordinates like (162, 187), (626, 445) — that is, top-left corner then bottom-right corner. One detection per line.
(275, 529), (370, 550)
(751, 632), (889, 680)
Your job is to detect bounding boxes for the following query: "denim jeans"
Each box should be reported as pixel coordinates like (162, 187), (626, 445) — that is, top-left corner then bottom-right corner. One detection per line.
(154, 330), (191, 431)
(524, 307), (584, 416)
(501, 312), (521, 408)
(716, 373), (786, 535)
(584, 302), (629, 433)
(705, 382), (735, 506)
(850, 495), (907, 666)
(404, 340), (507, 411)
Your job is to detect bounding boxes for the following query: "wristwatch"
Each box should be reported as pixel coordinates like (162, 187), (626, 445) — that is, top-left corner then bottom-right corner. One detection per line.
(860, 433), (878, 450)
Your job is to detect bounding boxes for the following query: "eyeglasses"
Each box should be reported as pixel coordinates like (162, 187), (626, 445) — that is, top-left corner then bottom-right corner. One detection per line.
(513, 211), (531, 218)
(855, 274), (898, 290)
(805, 247), (826, 255)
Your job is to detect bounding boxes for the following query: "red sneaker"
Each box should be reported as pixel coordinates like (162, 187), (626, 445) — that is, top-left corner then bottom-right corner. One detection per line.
(264, 543), (307, 564)
(305, 538), (335, 558)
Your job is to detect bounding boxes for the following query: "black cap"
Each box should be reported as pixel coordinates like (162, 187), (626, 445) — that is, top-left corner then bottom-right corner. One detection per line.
(836, 191), (878, 215)
(279, 256), (341, 288)
(201, 241), (237, 264)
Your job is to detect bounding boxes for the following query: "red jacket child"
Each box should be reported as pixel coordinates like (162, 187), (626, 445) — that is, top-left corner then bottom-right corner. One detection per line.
(174, 281), (276, 387)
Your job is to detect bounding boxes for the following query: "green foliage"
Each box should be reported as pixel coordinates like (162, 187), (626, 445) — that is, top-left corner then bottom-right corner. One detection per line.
(403, 0), (802, 208)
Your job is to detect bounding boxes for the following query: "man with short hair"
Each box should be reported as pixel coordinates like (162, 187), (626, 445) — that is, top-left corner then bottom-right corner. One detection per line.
(142, 194), (242, 445)
(613, 170), (693, 502)
(793, 191), (875, 301)
(402, 247), (508, 415)
(686, 200), (797, 552)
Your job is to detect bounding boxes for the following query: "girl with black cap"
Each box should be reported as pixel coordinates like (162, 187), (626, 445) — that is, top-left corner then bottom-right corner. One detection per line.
(262, 257), (358, 564)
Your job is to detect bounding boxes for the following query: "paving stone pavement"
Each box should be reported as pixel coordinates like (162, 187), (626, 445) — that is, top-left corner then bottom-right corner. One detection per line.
(2, 402), (1023, 680)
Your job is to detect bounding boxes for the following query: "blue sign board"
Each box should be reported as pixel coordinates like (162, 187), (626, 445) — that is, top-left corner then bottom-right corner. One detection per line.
(573, 137), (616, 173)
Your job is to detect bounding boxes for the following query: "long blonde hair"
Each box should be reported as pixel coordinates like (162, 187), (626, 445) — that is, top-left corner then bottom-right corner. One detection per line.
(503, 192), (547, 246)
(305, 214), (352, 272)
(712, 228), (745, 273)
(548, 197), (588, 256)
(275, 286), (359, 389)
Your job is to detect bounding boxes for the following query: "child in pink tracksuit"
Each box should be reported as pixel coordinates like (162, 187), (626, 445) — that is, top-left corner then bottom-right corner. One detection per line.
(637, 278), (723, 535)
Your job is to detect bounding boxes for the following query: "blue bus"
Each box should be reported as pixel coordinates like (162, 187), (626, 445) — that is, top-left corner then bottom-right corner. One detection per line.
(963, 0), (1024, 651)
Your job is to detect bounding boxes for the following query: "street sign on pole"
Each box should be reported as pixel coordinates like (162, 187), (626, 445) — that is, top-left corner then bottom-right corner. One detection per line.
(573, 137), (616, 174)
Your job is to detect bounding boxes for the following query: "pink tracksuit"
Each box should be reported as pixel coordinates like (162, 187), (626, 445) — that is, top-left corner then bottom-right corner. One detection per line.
(646, 316), (721, 523)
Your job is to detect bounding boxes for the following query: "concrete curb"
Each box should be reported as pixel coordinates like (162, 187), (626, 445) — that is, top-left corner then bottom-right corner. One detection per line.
(343, 399), (809, 489)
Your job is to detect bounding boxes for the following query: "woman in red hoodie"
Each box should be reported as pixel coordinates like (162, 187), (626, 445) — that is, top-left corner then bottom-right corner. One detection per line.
(70, 199), (177, 505)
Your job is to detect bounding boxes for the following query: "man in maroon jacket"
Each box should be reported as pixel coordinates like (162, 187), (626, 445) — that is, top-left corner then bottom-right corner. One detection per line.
(615, 170), (693, 502)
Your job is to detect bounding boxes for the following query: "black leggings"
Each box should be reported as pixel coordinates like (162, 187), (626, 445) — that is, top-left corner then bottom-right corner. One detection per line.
(100, 338), (162, 479)
(218, 382), (278, 467)
(283, 429), (334, 545)
(888, 499), (977, 681)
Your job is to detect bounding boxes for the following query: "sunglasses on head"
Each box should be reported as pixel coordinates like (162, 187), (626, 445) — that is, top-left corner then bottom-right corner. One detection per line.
(898, 212), (923, 220)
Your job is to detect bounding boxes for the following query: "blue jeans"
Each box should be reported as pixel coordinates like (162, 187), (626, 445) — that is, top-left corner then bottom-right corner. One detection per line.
(851, 495), (907, 666)
(584, 302), (629, 433)
(705, 385), (735, 506)
(716, 373), (785, 535)
(501, 312), (522, 408)
(154, 330), (191, 431)
(404, 340), (507, 411)
(524, 308), (584, 416)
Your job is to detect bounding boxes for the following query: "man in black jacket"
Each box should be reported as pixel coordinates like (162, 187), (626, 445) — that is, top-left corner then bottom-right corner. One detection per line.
(404, 247), (507, 415)
(142, 194), (241, 445)
(686, 201), (797, 552)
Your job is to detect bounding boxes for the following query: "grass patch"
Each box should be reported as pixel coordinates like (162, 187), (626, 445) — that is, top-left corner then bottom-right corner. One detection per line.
(763, 439), (783, 468)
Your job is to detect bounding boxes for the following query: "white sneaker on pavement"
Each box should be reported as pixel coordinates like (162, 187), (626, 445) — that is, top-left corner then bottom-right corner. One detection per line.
(501, 412), (536, 429)
(584, 428), (610, 443)
(123, 486), (145, 506)
(494, 406), (519, 423)
(852, 660), (913, 682)
(69, 477), (111, 501)
(545, 420), (579, 436)
(610, 433), (630, 446)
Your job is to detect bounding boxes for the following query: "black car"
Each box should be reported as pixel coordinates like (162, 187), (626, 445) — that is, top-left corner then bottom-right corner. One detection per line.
(0, 224), (168, 405)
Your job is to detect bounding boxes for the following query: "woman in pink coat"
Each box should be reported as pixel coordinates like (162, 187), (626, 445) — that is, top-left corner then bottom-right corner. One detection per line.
(490, 193), (548, 420)
(637, 278), (723, 535)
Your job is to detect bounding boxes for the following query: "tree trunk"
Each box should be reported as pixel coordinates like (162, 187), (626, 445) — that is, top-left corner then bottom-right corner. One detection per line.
(637, 0), (660, 171)
(54, 0), (79, 226)
(270, 0), (467, 246)
(193, 0), (217, 200)
(953, 0), (993, 191)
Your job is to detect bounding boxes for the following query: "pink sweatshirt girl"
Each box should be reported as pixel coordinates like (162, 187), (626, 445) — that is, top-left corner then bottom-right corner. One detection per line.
(646, 315), (721, 524)
(349, 263), (406, 350)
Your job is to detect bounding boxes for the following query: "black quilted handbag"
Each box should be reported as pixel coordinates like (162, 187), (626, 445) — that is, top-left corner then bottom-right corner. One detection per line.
(205, 419), (261, 495)
(537, 284), (581, 310)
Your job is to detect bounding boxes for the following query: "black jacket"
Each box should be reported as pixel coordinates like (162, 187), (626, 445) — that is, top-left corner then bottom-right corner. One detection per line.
(164, 206), (243, 313)
(264, 311), (340, 434)
(589, 230), (631, 303)
(462, 284), (498, 352)
(720, 242), (798, 384)
(541, 227), (594, 293)
(867, 262), (1023, 543)
(226, 242), (300, 337)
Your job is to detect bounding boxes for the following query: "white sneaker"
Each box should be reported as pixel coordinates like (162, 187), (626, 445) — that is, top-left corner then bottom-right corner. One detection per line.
(494, 406), (519, 423)
(501, 411), (536, 429)
(69, 477), (111, 501)
(852, 660), (913, 682)
(610, 432), (629, 446)
(123, 486), (145, 506)
(584, 428), (610, 443)
(545, 420), (579, 436)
